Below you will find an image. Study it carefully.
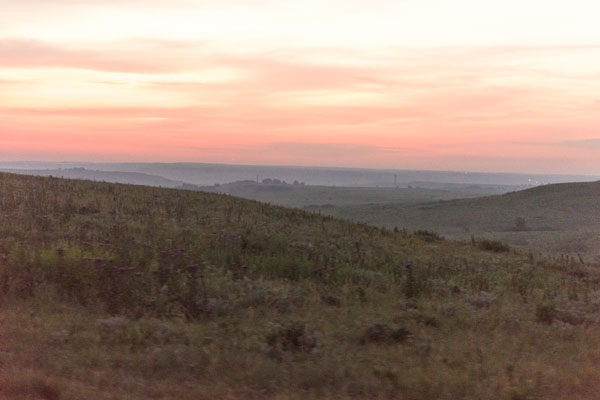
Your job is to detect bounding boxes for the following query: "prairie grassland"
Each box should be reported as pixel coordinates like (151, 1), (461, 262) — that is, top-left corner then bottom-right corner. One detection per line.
(319, 181), (600, 259)
(1, 173), (600, 399)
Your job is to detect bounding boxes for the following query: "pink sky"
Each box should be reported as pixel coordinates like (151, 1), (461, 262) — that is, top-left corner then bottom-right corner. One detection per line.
(1, 0), (600, 173)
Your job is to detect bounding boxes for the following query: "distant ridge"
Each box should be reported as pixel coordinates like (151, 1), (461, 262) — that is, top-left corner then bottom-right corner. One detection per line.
(0, 167), (188, 188)
(1, 161), (598, 187)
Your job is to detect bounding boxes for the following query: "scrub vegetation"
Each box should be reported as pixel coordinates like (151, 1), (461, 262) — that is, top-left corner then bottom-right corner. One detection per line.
(1, 172), (600, 399)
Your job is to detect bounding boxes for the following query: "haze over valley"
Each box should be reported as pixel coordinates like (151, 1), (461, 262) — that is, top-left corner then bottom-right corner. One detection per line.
(2, 161), (599, 188)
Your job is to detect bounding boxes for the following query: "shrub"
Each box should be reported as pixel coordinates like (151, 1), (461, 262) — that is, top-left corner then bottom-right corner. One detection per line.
(413, 230), (443, 242)
(535, 303), (556, 325)
(265, 320), (317, 353)
(514, 217), (530, 231)
(478, 239), (510, 253)
(359, 324), (411, 344)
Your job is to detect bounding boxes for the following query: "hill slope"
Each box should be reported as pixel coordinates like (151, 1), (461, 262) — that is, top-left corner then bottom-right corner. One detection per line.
(1, 173), (600, 400)
(323, 181), (600, 258)
(0, 167), (187, 188)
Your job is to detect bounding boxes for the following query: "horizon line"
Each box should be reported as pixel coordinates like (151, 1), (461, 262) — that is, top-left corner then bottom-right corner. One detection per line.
(1, 159), (600, 178)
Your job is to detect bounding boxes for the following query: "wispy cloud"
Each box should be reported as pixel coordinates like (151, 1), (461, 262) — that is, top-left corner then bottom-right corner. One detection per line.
(0, 38), (189, 73)
(183, 142), (412, 168)
(259, 142), (409, 154)
(2, 0), (600, 174)
(561, 138), (600, 148)
(512, 138), (600, 149)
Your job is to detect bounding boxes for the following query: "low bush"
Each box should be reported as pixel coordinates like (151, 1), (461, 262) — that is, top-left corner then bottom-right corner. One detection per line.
(359, 324), (411, 344)
(477, 239), (510, 253)
(413, 230), (443, 242)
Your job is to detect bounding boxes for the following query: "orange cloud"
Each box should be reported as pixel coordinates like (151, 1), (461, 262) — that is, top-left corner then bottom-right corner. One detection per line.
(0, 39), (181, 73)
(2, 28), (600, 173)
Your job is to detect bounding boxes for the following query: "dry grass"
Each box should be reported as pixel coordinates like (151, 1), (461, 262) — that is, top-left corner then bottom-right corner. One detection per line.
(1, 173), (600, 399)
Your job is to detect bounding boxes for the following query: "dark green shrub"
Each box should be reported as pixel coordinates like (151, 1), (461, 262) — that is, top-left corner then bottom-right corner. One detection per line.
(413, 230), (443, 242)
(404, 267), (417, 298)
(514, 217), (530, 231)
(359, 324), (411, 344)
(265, 320), (317, 352)
(535, 303), (556, 325)
(478, 239), (510, 253)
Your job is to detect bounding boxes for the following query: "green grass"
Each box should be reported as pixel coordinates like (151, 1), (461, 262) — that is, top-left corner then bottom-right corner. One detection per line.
(2, 172), (600, 399)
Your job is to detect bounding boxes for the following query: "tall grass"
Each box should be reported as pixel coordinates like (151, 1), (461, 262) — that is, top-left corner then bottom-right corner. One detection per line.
(1, 172), (600, 399)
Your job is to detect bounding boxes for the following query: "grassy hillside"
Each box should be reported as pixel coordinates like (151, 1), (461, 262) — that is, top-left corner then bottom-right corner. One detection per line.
(0, 167), (187, 188)
(1, 173), (600, 399)
(321, 181), (600, 259)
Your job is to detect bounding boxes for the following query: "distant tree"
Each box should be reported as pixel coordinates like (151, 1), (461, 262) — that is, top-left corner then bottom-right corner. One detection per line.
(514, 217), (529, 231)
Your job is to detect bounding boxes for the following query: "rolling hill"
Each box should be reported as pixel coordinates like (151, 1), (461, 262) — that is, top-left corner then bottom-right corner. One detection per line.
(1, 172), (600, 399)
(321, 181), (600, 259)
(0, 167), (187, 188)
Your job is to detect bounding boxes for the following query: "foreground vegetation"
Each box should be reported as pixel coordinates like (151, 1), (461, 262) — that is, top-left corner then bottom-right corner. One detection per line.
(1, 172), (600, 399)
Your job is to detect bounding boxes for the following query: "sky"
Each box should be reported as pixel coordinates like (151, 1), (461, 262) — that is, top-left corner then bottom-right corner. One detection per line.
(1, 0), (600, 174)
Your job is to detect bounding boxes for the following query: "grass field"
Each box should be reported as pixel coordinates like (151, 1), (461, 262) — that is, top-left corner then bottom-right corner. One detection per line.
(311, 182), (600, 261)
(2, 173), (600, 399)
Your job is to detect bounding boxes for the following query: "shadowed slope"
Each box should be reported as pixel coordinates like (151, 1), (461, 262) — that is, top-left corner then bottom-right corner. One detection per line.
(324, 181), (600, 258)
